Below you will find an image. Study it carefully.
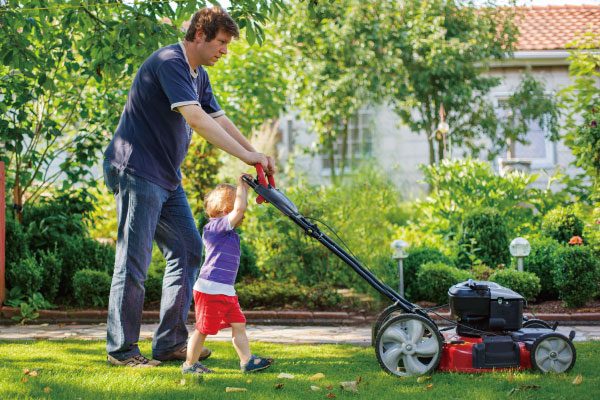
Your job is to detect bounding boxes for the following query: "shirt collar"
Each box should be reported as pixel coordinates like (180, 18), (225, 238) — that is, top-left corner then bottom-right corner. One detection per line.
(179, 41), (198, 79)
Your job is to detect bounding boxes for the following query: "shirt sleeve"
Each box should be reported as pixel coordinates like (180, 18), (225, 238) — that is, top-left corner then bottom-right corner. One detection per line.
(211, 216), (234, 234)
(198, 69), (225, 118)
(156, 58), (200, 110)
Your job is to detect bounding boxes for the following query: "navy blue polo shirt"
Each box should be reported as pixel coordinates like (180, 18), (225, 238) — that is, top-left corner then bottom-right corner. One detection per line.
(104, 42), (224, 191)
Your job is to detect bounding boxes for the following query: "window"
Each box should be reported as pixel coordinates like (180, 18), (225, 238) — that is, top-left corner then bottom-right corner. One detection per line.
(321, 111), (373, 173)
(496, 97), (555, 169)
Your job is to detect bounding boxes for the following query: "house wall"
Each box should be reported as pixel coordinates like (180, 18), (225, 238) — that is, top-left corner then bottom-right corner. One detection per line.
(281, 58), (593, 197)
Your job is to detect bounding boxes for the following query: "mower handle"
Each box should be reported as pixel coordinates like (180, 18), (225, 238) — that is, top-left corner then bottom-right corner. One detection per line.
(252, 163), (276, 204)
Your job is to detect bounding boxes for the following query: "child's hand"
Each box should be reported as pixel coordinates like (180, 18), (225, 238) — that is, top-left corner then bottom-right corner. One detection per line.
(238, 173), (253, 189)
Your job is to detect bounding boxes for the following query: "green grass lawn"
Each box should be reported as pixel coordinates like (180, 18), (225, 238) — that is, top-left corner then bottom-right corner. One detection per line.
(1, 339), (599, 399)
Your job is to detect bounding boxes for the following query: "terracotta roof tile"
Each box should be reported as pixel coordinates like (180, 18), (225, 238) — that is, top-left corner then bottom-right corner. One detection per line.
(514, 5), (600, 50)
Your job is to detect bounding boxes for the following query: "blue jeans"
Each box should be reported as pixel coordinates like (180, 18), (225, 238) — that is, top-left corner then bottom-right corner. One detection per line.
(103, 160), (202, 360)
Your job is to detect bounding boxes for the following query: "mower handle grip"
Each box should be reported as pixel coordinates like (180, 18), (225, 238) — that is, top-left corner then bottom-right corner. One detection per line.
(254, 163), (276, 204)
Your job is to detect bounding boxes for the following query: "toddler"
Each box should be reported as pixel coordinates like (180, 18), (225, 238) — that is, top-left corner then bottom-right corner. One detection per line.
(183, 174), (274, 375)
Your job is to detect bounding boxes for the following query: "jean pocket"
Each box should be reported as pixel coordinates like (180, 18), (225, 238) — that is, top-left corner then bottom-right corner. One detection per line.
(103, 160), (120, 195)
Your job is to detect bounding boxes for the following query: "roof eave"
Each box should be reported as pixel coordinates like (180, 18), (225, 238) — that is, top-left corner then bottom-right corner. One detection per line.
(488, 50), (571, 68)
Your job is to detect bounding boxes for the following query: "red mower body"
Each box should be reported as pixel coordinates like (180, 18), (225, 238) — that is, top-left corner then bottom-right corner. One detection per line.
(438, 333), (533, 373)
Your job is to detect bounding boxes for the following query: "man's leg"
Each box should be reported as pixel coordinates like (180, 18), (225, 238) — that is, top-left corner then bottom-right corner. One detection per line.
(105, 162), (168, 361)
(152, 185), (203, 359)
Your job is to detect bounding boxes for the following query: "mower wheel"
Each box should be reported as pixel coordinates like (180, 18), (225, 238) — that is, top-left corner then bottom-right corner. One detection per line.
(375, 314), (443, 377)
(523, 319), (552, 329)
(530, 333), (576, 373)
(371, 304), (404, 347)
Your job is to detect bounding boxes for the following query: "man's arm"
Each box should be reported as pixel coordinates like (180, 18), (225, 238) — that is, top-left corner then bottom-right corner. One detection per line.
(215, 115), (276, 175)
(178, 105), (267, 169)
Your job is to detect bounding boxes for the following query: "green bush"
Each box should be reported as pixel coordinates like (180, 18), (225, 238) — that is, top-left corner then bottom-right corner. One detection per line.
(242, 164), (403, 291)
(237, 235), (259, 283)
(402, 246), (452, 300)
(37, 249), (63, 303)
(57, 236), (115, 301)
(236, 280), (342, 310)
(457, 208), (510, 268)
(144, 271), (163, 308)
(489, 268), (541, 301)
(552, 244), (599, 308)
(416, 261), (471, 305)
(5, 210), (30, 269)
(541, 206), (585, 244)
(522, 236), (563, 300)
(6, 255), (43, 298)
(72, 269), (112, 308)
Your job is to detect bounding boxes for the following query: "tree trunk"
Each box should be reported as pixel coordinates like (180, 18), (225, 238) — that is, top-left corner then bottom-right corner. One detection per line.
(338, 121), (349, 179)
(13, 173), (22, 223)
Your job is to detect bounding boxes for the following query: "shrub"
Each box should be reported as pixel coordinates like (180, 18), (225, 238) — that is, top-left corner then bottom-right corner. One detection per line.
(236, 280), (342, 310)
(522, 236), (563, 300)
(416, 261), (471, 305)
(237, 236), (259, 283)
(402, 246), (452, 300)
(5, 210), (30, 269)
(552, 244), (599, 308)
(242, 164), (403, 291)
(37, 249), (63, 303)
(6, 255), (43, 297)
(489, 268), (541, 301)
(144, 271), (163, 308)
(72, 269), (112, 308)
(541, 206), (585, 244)
(457, 208), (510, 268)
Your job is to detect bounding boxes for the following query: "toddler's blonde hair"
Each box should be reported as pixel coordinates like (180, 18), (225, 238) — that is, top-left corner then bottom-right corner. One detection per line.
(204, 183), (236, 218)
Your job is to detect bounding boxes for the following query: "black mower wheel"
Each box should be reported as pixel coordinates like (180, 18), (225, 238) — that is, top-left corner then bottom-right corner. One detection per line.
(371, 304), (404, 347)
(375, 314), (443, 377)
(530, 332), (576, 373)
(523, 319), (552, 329)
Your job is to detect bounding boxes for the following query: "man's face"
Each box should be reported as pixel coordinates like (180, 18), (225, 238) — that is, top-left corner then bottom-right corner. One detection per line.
(196, 29), (232, 66)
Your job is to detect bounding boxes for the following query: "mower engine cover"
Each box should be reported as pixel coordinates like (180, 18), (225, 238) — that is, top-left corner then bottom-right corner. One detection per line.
(449, 279), (524, 336)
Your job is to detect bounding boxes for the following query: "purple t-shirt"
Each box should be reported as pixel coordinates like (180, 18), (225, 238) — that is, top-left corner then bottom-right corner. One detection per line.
(198, 216), (241, 286)
(104, 42), (224, 190)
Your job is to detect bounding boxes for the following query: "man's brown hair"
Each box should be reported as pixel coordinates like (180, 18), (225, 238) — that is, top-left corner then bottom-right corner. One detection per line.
(184, 6), (239, 42)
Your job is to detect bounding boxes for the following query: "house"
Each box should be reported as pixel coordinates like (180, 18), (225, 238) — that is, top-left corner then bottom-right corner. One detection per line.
(278, 5), (600, 195)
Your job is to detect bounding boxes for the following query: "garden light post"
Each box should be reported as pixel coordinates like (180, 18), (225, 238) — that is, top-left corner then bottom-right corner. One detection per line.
(390, 239), (409, 297)
(509, 237), (531, 272)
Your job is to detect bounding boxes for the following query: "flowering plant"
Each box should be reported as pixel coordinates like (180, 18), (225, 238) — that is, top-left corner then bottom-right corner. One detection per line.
(568, 236), (584, 245)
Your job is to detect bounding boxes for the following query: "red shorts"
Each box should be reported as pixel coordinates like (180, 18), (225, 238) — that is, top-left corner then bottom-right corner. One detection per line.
(193, 290), (246, 335)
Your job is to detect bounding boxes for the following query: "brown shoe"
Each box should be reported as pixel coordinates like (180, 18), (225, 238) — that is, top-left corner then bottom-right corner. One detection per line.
(107, 354), (161, 367)
(154, 345), (211, 362)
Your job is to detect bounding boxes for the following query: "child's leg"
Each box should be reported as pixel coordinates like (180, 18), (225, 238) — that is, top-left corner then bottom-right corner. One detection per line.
(185, 329), (208, 366)
(230, 323), (251, 364)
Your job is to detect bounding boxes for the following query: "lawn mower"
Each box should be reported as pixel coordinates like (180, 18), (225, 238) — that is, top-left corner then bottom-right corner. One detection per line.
(243, 165), (577, 377)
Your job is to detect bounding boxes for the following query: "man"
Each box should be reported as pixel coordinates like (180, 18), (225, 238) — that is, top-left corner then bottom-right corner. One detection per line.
(102, 6), (275, 367)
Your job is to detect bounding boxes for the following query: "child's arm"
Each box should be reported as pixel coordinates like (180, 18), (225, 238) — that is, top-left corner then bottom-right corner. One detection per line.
(228, 173), (252, 228)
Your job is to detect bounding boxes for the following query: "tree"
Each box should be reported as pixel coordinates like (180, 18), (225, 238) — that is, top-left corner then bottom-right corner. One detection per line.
(281, 0), (393, 181)
(559, 33), (600, 200)
(384, 0), (559, 165)
(0, 0), (285, 221)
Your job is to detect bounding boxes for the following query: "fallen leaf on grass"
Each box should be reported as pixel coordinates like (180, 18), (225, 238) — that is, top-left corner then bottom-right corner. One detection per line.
(28, 371), (38, 377)
(22, 377), (28, 384)
(424, 383), (433, 390)
(417, 376), (432, 383)
(507, 373), (515, 382)
(311, 385), (321, 391)
(277, 373), (294, 379)
(23, 368), (30, 375)
(519, 385), (540, 390)
(310, 373), (325, 380)
(325, 384), (333, 390)
(44, 387), (52, 393)
(340, 381), (358, 394)
(226, 387), (247, 392)
(573, 375), (583, 385)
(246, 379), (252, 384)
(274, 383), (284, 390)
(177, 379), (186, 386)
(325, 393), (336, 398)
